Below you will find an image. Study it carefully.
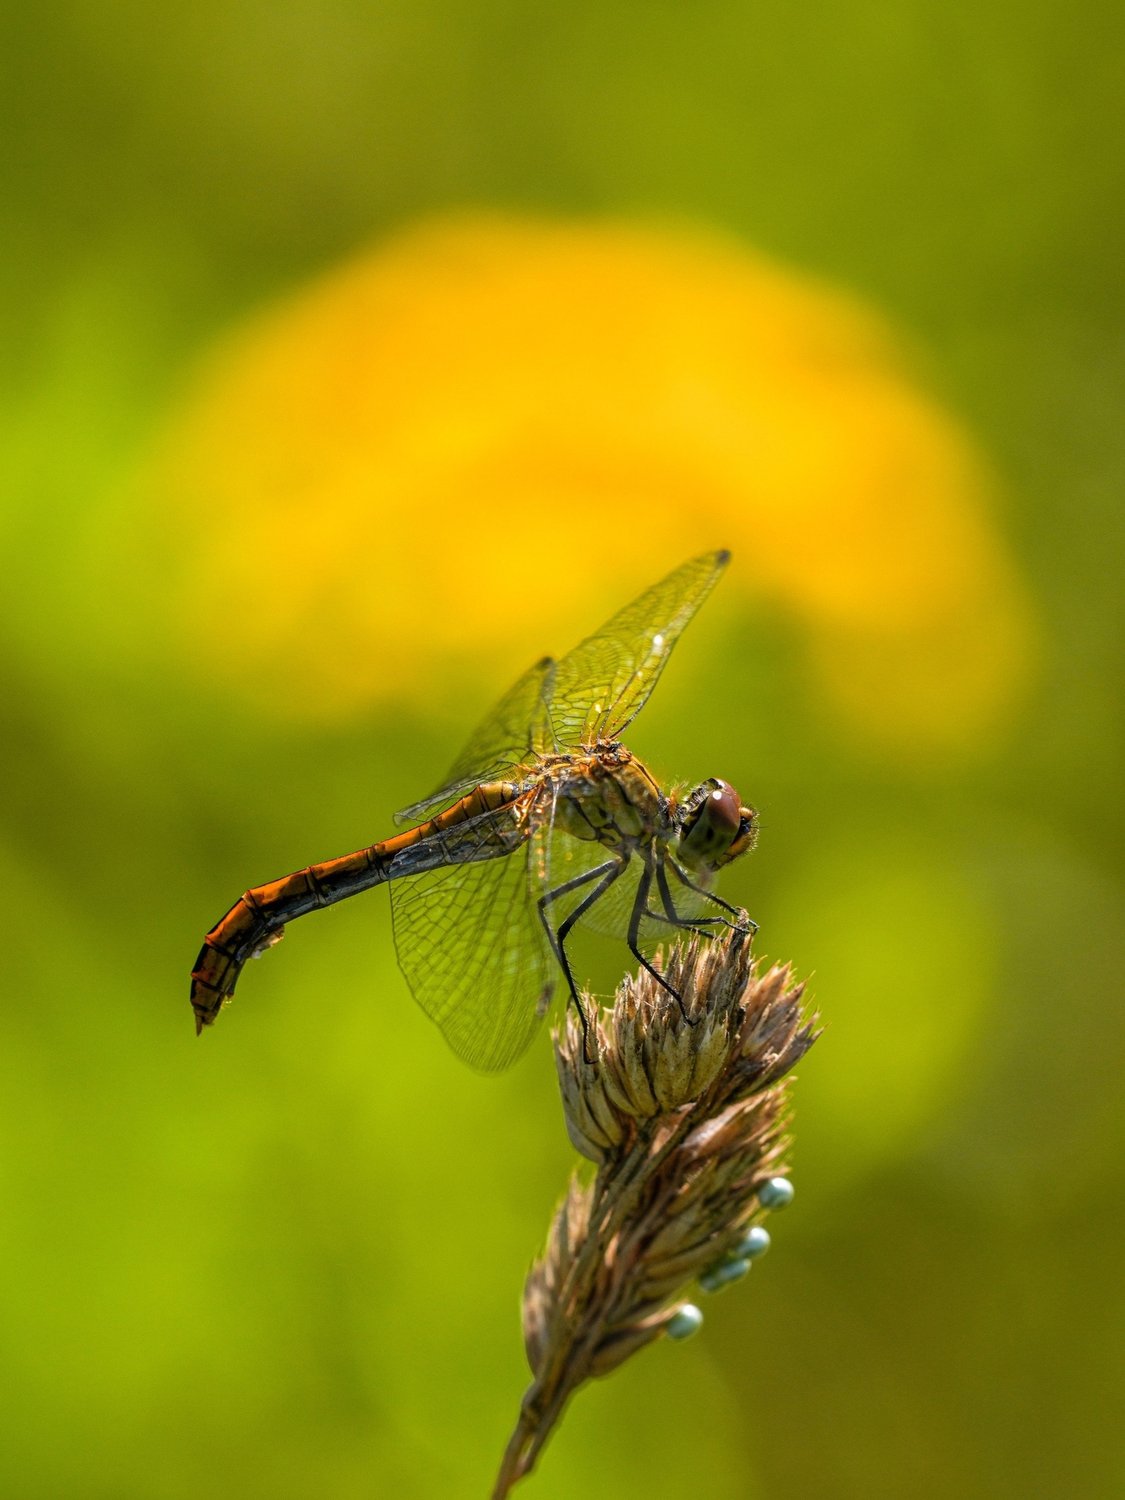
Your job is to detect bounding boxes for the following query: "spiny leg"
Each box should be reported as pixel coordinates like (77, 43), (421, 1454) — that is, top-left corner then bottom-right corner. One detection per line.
(666, 853), (757, 935)
(631, 856), (712, 931)
(537, 857), (625, 1061)
(631, 875), (722, 933)
(626, 852), (697, 1027)
(657, 858), (745, 934)
(653, 857), (728, 932)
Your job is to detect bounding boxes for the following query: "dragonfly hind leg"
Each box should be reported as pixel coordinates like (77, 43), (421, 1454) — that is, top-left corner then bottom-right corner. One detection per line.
(537, 856), (627, 1063)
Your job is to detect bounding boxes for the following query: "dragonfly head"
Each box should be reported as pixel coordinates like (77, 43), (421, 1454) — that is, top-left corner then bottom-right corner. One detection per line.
(675, 778), (757, 871)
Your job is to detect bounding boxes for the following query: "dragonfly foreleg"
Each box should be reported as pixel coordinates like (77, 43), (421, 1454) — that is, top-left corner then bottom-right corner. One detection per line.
(665, 854), (756, 936)
(538, 856), (626, 1063)
(651, 857), (727, 931)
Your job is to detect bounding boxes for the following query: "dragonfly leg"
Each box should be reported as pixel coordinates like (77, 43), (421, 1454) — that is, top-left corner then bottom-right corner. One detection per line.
(627, 854), (697, 1027)
(538, 857), (626, 1063)
(666, 854), (756, 935)
(658, 859), (747, 933)
(653, 858), (727, 931)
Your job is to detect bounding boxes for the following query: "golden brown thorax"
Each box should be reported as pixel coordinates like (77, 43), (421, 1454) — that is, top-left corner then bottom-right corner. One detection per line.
(546, 743), (667, 850)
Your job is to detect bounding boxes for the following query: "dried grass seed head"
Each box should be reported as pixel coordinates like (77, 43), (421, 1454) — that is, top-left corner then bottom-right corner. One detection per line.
(554, 929), (815, 1150)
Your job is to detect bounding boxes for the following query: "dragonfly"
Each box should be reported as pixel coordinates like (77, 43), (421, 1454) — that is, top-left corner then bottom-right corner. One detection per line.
(190, 549), (758, 1069)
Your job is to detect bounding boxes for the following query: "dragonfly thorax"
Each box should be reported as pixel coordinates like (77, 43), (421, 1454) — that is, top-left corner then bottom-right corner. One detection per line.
(549, 744), (670, 852)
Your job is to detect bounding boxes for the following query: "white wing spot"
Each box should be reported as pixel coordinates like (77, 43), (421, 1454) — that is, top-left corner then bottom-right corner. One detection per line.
(652, 632), (665, 650)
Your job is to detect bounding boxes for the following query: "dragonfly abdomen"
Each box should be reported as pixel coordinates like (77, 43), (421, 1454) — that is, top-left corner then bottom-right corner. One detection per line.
(190, 780), (523, 1034)
(190, 859), (373, 1035)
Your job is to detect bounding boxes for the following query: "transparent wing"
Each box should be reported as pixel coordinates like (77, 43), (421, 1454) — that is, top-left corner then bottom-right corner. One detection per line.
(389, 798), (554, 1071)
(395, 655), (556, 825)
(544, 550), (730, 750)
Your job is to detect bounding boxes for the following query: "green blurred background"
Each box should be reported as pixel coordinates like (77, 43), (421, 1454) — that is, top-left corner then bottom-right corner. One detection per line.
(2, 4), (1123, 1498)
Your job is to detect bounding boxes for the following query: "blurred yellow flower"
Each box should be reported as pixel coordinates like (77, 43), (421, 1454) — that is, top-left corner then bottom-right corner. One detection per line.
(124, 215), (1032, 751)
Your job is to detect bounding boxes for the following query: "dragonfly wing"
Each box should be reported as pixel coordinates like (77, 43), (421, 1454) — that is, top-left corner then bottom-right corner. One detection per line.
(394, 655), (556, 824)
(544, 550), (730, 750)
(389, 799), (553, 1071)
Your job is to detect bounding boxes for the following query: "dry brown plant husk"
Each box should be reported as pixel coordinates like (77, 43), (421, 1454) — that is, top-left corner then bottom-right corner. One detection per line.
(492, 928), (817, 1497)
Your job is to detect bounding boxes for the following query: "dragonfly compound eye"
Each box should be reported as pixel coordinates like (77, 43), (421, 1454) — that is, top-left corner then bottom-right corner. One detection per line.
(678, 779), (755, 868)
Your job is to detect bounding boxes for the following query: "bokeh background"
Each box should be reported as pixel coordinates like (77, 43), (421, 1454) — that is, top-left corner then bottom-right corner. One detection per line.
(2, 4), (1122, 1497)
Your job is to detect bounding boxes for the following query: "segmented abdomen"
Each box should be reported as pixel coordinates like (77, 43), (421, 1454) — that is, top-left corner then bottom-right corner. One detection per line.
(190, 781), (520, 1033)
